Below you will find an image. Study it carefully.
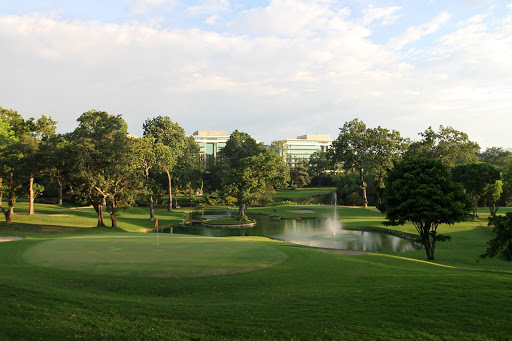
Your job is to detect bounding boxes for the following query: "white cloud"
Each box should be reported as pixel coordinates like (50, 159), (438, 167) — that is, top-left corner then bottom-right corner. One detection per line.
(205, 15), (221, 24)
(388, 11), (451, 50)
(0, 4), (511, 149)
(362, 5), (401, 26)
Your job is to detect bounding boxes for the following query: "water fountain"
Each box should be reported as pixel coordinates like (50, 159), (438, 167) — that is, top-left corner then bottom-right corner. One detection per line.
(324, 191), (341, 236)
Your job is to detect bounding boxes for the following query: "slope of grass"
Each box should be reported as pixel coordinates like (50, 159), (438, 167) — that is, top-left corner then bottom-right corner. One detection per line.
(1, 201), (512, 339)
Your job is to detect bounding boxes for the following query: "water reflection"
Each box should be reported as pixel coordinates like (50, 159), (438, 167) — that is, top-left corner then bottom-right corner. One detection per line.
(163, 211), (422, 253)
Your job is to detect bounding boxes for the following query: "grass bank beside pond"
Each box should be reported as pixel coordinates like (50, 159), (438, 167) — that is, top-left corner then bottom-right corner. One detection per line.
(0, 201), (196, 234)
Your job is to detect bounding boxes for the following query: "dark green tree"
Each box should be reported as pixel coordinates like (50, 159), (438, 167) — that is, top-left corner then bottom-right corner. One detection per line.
(452, 162), (501, 219)
(290, 162), (311, 188)
(221, 131), (289, 219)
(68, 110), (141, 228)
(378, 156), (472, 260)
(480, 212), (512, 261)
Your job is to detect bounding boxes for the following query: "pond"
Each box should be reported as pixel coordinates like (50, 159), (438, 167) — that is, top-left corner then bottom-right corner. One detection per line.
(164, 210), (422, 253)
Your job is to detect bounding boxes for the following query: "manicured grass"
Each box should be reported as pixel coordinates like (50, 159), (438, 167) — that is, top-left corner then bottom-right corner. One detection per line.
(1, 201), (512, 339)
(23, 234), (286, 277)
(0, 201), (195, 233)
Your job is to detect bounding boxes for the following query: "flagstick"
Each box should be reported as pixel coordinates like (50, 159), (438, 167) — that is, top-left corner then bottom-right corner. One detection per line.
(156, 219), (159, 247)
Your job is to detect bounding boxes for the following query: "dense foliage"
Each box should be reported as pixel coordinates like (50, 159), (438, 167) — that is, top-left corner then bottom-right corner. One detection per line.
(378, 156), (473, 260)
(480, 212), (512, 261)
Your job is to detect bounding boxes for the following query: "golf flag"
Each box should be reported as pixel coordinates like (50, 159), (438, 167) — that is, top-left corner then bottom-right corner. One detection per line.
(155, 219), (159, 247)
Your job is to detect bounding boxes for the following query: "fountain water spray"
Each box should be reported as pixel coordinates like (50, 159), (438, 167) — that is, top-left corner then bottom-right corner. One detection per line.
(325, 192), (341, 236)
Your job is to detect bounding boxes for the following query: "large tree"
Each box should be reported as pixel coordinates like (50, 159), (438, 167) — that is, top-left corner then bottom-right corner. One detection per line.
(330, 119), (404, 207)
(452, 162), (501, 219)
(0, 107), (56, 220)
(406, 125), (480, 166)
(0, 108), (19, 222)
(135, 136), (170, 221)
(143, 116), (186, 210)
(221, 131), (289, 219)
(378, 156), (472, 260)
(68, 110), (141, 228)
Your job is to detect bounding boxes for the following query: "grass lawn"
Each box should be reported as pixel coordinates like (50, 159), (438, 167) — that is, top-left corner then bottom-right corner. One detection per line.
(1, 201), (512, 339)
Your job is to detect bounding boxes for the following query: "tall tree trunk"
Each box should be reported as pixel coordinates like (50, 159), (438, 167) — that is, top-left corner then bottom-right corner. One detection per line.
(166, 169), (173, 211)
(0, 176), (2, 204)
(149, 194), (155, 221)
(58, 179), (63, 205)
(238, 203), (246, 220)
(110, 211), (117, 228)
(93, 203), (106, 227)
(2, 172), (15, 223)
(29, 176), (34, 215)
(110, 201), (118, 228)
(473, 198), (479, 219)
(359, 168), (368, 208)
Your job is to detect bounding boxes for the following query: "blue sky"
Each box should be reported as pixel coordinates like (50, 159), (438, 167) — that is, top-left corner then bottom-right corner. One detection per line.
(1, 0), (511, 148)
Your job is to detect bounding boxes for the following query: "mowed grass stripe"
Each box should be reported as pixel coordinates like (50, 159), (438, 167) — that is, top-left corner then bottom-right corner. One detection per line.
(22, 234), (287, 277)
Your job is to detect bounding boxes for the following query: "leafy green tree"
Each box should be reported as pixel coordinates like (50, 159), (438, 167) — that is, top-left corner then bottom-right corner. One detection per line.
(330, 119), (404, 207)
(17, 116), (57, 215)
(367, 126), (405, 190)
(172, 136), (203, 202)
(68, 110), (141, 227)
(406, 125), (480, 166)
(330, 119), (372, 207)
(478, 147), (512, 171)
(143, 116), (186, 210)
(290, 162), (311, 188)
(135, 136), (171, 220)
(378, 157), (472, 260)
(0, 107), (56, 220)
(480, 212), (512, 261)
(38, 134), (69, 205)
(221, 131), (289, 219)
(483, 180), (503, 217)
(502, 164), (512, 207)
(452, 162), (501, 219)
(0, 108), (19, 221)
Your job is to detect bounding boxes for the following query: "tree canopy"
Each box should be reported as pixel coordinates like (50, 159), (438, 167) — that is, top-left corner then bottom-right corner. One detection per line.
(221, 131), (289, 219)
(378, 156), (473, 260)
(452, 162), (501, 219)
(330, 119), (404, 207)
(406, 125), (480, 166)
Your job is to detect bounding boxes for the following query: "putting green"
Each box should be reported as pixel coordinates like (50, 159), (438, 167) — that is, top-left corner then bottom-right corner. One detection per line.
(23, 234), (287, 277)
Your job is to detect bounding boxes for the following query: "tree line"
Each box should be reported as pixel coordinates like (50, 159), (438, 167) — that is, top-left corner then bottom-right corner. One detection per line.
(2, 108), (511, 227)
(0, 108), (289, 225)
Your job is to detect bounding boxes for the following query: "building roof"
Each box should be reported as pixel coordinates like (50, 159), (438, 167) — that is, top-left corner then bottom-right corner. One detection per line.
(193, 130), (228, 137)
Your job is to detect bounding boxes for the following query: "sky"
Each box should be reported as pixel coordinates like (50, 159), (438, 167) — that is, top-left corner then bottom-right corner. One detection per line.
(1, 0), (511, 149)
